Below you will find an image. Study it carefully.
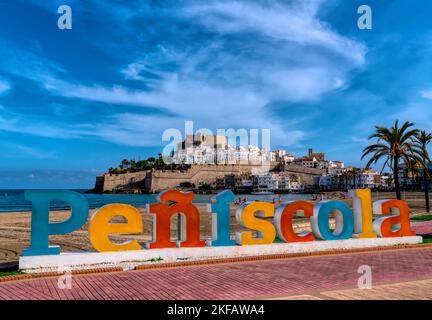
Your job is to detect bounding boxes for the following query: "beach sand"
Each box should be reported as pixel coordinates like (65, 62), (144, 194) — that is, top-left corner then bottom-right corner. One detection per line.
(0, 204), (242, 263)
(0, 191), (428, 263)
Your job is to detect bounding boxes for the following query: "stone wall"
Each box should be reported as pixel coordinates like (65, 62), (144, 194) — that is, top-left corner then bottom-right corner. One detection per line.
(102, 171), (149, 192)
(148, 163), (325, 193)
(282, 163), (326, 185)
(100, 162), (325, 193)
(94, 175), (105, 192)
(148, 163), (281, 193)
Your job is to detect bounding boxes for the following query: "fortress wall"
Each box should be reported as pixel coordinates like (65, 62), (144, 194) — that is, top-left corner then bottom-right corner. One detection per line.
(149, 165), (249, 193)
(282, 163), (326, 175)
(94, 175), (105, 192)
(148, 163), (322, 193)
(102, 171), (148, 192)
(282, 163), (326, 186)
(101, 162), (325, 193)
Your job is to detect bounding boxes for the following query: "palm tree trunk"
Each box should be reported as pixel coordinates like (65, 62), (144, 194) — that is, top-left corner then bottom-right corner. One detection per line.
(394, 158), (401, 200)
(424, 170), (430, 213)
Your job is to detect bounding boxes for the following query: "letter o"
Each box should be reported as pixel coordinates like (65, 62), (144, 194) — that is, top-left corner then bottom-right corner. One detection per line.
(311, 201), (354, 240)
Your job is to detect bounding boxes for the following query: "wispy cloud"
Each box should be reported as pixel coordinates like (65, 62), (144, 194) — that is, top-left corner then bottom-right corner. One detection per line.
(392, 102), (432, 131)
(349, 136), (369, 144)
(1, 142), (57, 159)
(183, 0), (366, 64)
(421, 89), (432, 100)
(0, 169), (102, 189)
(0, 111), (92, 139)
(0, 78), (11, 95)
(0, 40), (65, 84)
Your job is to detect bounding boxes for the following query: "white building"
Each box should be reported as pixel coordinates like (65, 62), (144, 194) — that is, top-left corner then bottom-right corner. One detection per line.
(380, 174), (393, 189)
(398, 163), (417, 188)
(283, 154), (296, 163)
(270, 173), (304, 191)
(344, 170), (381, 189)
(319, 175), (333, 190)
(253, 173), (274, 191)
(173, 134), (273, 165)
(239, 179), (253, 188)
(293, 157), (319, 168)
(328, 161), (345, 175)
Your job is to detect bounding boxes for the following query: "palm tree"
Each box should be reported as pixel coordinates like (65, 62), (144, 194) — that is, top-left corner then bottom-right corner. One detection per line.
(130, 160), (137, 171)
(414, 131), (432, 212)
(384, 174), (394, 190)
(362, 120), (422, 200)
(341, 171), (351, 190)
(120, 159), (130, 170)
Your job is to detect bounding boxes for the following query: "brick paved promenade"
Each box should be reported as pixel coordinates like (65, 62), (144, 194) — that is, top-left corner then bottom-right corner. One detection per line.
(282, 278), (432, 300)
(412, 220), (432, 235)
(1, 247), (432, 300)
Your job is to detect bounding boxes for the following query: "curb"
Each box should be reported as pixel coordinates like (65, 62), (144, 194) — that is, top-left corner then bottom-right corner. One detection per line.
(0, 267), (123, 283)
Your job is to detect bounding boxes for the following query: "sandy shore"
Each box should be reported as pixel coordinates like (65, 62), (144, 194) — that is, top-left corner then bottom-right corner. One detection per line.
(0, 205), (240, 263)
(0, 191), (429, 263)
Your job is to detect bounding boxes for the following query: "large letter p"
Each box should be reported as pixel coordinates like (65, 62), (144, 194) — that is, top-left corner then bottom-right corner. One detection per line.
(23, 190), (89, 256)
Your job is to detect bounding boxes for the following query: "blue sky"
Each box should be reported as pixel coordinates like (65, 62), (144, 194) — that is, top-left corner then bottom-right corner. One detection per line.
(0, 0), (431, 188)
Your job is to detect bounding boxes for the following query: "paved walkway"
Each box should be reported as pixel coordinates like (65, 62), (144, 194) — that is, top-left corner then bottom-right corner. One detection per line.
(412, 220), (432, 235)
(1, 247), (432, 300)
(278, 278), (432, 300)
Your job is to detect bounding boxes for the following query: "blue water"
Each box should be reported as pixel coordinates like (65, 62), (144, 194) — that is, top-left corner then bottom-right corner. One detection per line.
(0, 190), (313, 212)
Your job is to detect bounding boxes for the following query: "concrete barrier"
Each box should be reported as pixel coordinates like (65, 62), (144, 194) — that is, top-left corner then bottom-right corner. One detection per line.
(19, 236), (422, 273)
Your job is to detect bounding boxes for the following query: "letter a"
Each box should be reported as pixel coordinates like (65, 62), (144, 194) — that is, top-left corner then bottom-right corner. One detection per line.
(357, 5), (372, 30)
(373, 200), (415, 237)
(58, 5), (72, 30)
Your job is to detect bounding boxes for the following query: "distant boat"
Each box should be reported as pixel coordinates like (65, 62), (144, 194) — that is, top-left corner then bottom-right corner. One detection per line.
(251, 191), (274, 195)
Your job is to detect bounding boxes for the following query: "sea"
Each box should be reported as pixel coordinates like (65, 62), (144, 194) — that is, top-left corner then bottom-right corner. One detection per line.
(0, 189), (313, 213)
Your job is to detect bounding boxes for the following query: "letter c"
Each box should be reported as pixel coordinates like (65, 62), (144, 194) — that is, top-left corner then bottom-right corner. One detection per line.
(274, 201), (315, 243)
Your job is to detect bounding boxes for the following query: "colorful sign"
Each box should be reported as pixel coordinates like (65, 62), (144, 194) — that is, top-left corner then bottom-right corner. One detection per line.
(22, 189), (416, 256)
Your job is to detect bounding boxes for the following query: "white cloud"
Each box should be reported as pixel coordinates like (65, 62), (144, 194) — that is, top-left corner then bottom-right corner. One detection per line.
(349, 136), (368, 143)
(0, 79), (11, 95)
(121, 62), (152, 81)
(0, 40), (65, 85)
(421, 89), (432, 100)
(0, 112), (92, 139)
(392, 102), (432, 131)
(1, 142), (57, 159)
(0, 108), (177, 147)
(183, 0), (366, 64)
